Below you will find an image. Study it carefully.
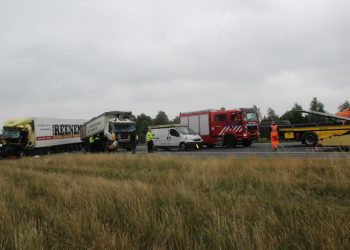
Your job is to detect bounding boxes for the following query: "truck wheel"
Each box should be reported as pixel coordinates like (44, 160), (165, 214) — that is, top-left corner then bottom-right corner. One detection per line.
(179, 143), (186, 151)
(224, 136), (237, 148)
(17, 150), (25, 158)
(302, 132), (318, 147)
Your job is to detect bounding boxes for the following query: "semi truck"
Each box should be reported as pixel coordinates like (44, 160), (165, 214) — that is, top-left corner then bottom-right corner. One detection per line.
(80, 111), (136, 152)
(0, 117), (86, 158)
(179, 108), (259, 148)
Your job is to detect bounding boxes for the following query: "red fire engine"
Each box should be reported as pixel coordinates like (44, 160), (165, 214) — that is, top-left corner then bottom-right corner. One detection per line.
(180, 108), (259, 147)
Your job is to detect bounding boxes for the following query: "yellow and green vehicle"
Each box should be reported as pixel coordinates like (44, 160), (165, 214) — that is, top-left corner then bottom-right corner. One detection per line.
(279, 110), (350, 147)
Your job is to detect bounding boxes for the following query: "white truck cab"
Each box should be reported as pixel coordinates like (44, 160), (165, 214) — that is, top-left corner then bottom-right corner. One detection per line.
(150, 125), (203, 151)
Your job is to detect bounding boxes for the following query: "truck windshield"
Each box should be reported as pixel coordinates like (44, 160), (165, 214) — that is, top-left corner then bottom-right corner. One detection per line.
(3, 129), (20, 139)
(177, 127), (196, 135)
(243, 112), (258, 122)
(114, 123), (136, 133)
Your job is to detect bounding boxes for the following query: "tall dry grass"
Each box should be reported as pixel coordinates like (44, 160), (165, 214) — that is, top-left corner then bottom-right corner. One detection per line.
(0, 154), (349, 249)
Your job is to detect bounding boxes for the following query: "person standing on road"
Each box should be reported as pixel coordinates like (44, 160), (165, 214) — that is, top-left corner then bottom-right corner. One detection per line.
(89, 135), (95, 153)
(94, 134), (102, 152)
(270, 121), (279, 151)
(146, 129), (154, 153)
(130, 132), (138, 154)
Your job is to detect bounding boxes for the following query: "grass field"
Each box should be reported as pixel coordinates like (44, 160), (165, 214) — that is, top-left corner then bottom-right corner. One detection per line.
(0, 154), (349, 249)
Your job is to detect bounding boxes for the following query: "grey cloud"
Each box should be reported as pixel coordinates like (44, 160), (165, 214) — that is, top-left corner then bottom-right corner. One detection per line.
(0, 0), (349, 127)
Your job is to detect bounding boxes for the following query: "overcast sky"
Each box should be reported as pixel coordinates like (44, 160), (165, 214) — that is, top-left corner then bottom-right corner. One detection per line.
(1, 0), (349, 127)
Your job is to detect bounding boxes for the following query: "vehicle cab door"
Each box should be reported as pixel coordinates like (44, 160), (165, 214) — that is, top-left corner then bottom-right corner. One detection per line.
(213, 113), (228, 135)
(169, 128), (181, 147)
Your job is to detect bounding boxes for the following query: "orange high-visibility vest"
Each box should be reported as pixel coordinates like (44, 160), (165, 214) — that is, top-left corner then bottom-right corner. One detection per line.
(270, 124), (279, 149)
(271, 124), (278, 133)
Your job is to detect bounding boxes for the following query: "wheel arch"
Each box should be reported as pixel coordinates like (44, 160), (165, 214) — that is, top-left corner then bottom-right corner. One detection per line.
(223, 134), (237, 147)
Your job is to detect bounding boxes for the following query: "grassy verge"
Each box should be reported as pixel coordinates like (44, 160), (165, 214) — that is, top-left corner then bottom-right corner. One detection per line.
(0, 154), (349, 249)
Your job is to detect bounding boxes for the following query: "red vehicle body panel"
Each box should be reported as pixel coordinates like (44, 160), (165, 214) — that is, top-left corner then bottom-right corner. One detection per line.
(180, 108), (259, 147)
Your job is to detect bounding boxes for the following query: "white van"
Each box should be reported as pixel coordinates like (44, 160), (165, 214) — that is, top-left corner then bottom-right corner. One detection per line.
(151, 125), (203, 151)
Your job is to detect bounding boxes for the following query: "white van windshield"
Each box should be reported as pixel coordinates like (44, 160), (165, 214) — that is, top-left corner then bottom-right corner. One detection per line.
(177, 127), (196, 135)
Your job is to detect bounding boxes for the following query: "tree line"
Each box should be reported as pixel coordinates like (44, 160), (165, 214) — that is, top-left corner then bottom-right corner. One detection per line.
(135, 98), (350, 142)
(135, 111), (179, 143)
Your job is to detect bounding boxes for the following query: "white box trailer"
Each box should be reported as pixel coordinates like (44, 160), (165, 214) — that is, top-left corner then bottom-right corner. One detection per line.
(0, 117), (86, 157)
(33, 118), (86, 148)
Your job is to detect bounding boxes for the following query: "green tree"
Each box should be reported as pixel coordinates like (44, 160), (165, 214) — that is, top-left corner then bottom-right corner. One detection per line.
(280, 103), (306, 124)
(338, 100), (350, 111)
(172, 116), (180, 124)
(136, 113), (152, 143)
(153, 111), (169, 125)
(309, 97), (325, 112)
(263, 108), (279, 121)
(308, 97), (328, 123)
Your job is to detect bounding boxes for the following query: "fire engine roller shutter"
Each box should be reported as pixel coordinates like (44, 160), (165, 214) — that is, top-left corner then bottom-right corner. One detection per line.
(189, 116), (200, 134)
(200, 114), (209, 135)
(180, 116), (189, 126)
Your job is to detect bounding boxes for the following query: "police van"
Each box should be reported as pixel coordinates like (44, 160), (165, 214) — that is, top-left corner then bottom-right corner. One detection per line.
(150, 124), (203, 151)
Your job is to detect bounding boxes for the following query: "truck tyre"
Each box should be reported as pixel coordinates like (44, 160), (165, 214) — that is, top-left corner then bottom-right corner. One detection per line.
(179, 143), (186, 151)
(302, 132), (318, 147)
(242, 139), (253, 147)
(224, 136), (237, 148)
(17, 150), (25, 158)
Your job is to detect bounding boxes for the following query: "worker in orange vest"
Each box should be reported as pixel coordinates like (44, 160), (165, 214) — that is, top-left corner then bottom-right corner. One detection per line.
(270, 121), (278, 151)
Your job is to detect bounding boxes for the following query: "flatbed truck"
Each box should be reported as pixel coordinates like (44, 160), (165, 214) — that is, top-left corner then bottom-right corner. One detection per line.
(279, 110), (350, 147)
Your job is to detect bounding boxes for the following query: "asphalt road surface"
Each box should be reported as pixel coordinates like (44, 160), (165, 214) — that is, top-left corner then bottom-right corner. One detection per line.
(135, 142), (350, 158)
(2, 142), (348, 159)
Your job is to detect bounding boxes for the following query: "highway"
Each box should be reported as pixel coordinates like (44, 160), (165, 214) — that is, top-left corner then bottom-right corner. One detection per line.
(135, 142), (350, 158)
(2, 142), (349, 159)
